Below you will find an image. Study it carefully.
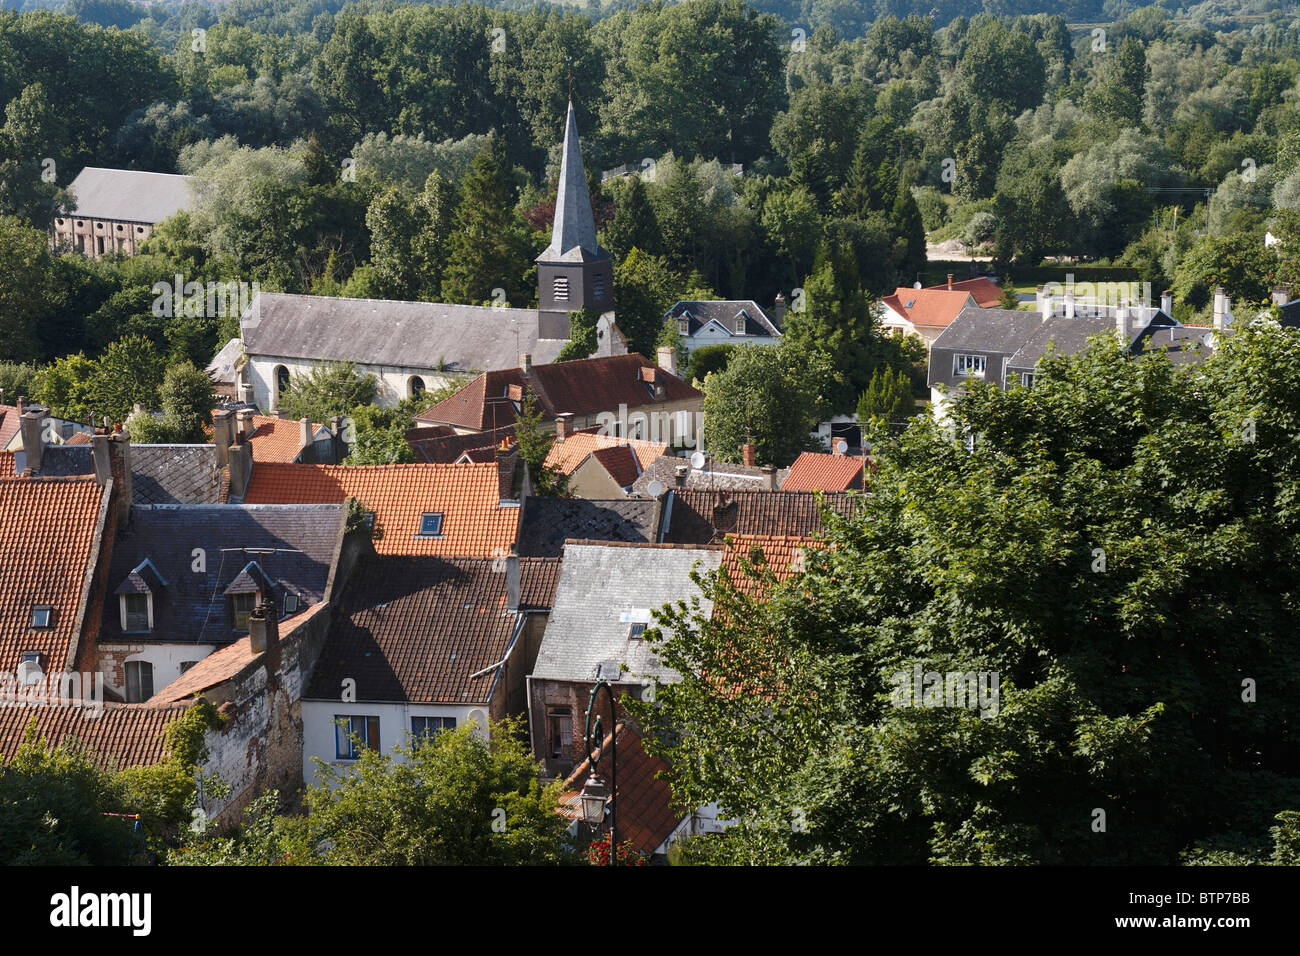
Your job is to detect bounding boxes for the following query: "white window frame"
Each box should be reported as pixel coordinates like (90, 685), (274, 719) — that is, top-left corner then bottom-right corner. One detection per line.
(125, 660), (154, 703)
(1020, 372), (1036, 387)
(953, 353), (987, 378)
(120, 593), (153, 633)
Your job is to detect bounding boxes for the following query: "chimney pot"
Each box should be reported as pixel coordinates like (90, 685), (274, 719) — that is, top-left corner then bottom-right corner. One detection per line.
(555, 412), (573, 442)
(947, 273), (953, 290)
(742, 442), (756, 468)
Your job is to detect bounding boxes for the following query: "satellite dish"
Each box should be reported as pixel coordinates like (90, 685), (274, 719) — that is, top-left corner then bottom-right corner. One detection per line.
(690, 451), (706, 470)
(913, 280), (922, 289)
(17, 661), (43, 686)
(647, 479), (665, 496)
(834, 439), (848, 454)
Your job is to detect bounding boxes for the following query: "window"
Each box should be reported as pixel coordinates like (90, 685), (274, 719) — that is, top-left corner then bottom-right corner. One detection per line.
(417, 512), (444, 537)
(232, 592), (257, 630)
(411, 715), (456, 745)
(335, 715), (380, 759)
(1020, 372), (1036, 387)
(179, 661), (198, 674)
(735, 316), (746, 334)
(125, 661), (153, 703)
(29, 606), (53, 629)
(628, 622), (647, 639)
(678, 318), (690, 335)
(553, 276), (569, 302)
(408, 376), (425, 399)
(122, 593), (151, 633)
(274, 365), (290, 401)
(953, 353), (987, 377)
(284, 592), (300, 616)
(548, 709), (572, 760)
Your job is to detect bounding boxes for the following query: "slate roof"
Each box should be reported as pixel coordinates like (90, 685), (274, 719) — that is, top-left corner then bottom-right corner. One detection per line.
(880, 288), (977, 329)
(517, 497), (661, 558)
(100, 504), (343, 645)
(666, 300), (782, 338)
(930, 307), (1048, 354)
(240, 293), (567, 374)
(14, 444), (94, 476)
(781, 452), (865, 492)
(519, 556), (562, 609)
(537, 102), (607, 264)
(531, 542), (721, 684)
(66, 167), (198, 224)
(660, 489), (860, 544)
(0, 477), (109, 674)
(629, 455), (779, 496)
(131, 445), (225, 504)
(0, 702), (191, 769)
(416, 354), (700, 431)
(1131, 324), (1215, 365)
(307, 555), (517, 704)
(207, 337), (243, 386)
(1004, 315), (1114, 372)
(559, 721), (682, 856)
(242, 462), (520, 557)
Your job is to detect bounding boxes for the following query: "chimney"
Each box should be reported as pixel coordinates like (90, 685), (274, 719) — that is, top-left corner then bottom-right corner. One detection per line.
(1064, 289), (1075, 319)
(496, 439), (515, 500)
(107, 430), (132, 524)
(762, 464), (778, 491)
(331, 414), (347, 462)
(1213, 286), (1228, 331)
(275, 408), (291, 421)
(520, 352), (532, 375)
(946, 273), (954, 290)
(506, 546), (520, 611)
(1115, 305), (1128, 342)
(235, 408), (255, 443)
(742, 442), (756, 467)
(248, 600), (279, 654)
(1161, 290), (1173, 315)
(1272, 288), (1290, 307)
(236, 383), (252, 405)
(19, 404), (47, 472)
(92, 434), (112, 487)
(228, 441), (252, 501)
(657, 346), (678, 377)
(212, 409), (233, 467)
(299, 416), (311, 449)
(674, 464), (689, 488)
(555, 412), (573, 442)
(773, 292), (787, 329)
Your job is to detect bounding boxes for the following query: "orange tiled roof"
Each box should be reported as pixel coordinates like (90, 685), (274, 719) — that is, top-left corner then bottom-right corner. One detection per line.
(720, 534), (824, 598)
(0, 476), (108, 674)
(0, 405), (20, 450)
(63, 432), (94, 446)
(937, 276), (1003, 308)
(781, 452), (865, 492)
(882, 288), (977, 330)
(0, 702), (190, 769)
(0, 450), (13, 477)
(246, 415), (322, 463)
(544, 431), (664, 478)
(242, 462), (519, 557)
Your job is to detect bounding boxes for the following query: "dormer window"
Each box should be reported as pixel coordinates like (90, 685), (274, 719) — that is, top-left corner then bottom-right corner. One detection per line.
(735, 315), (746, 334)
(553, 276), (570, 302)
(284, 592), (300, 615)
(417, 512), (444, 537)
(231, 592), (257, 630)
(30, 606), (53, 629)
(678, 318), (690, 335)
(121, 593), (152, 633)
(114, 559), (167, 634)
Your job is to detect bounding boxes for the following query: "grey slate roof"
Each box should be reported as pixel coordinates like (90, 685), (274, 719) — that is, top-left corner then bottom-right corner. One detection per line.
(207, 338), (244, 386)
(517, 497), (661, 557)
(1005, 316), (1114, 373)
(537, 102), (606, 264)
(667, 300), (782, 338)
(67, 167), (198, 224)
(101, 504), (343, 645)
(931, 307), (1048, 355)
(131, 445), (224, 505)
(531, 542), (722, 684)
(1132, 325), (1215, 364)
(240, 293), (568, 373)
(16, 445), (93, 476)
(630, 455), (780, 496)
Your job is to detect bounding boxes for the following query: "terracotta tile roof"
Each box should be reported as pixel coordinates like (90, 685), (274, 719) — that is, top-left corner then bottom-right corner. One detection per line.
(720, 534), (823, 598)
(247, 415), (322, 463)
(0, 477), (108, 674)
(559, 721), (682, 855)
(242, 462), (520, 557)
(0, 450), (13, 477)
(545, 431), (664, 480)
(780, 452), (865, 492)
(937, 276), (1003, 308)
(662, 489), (860, 544)
(307, 555), (516, 703)
(63, 431), (94, 446)
(0, 702), (190, 769)
(882, 288), (977, 329)
(147, 602), (328, 703)
(519, 557), (561, 609)
(407, 425), (519, 463)
(0, 405), (20, 449)
(417, 354), (700, 431)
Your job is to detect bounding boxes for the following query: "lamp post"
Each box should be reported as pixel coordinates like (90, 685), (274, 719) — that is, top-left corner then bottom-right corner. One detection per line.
(579, 679), (617, 864)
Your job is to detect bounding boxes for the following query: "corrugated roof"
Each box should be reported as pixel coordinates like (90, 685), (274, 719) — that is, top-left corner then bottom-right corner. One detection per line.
(66, 167), (198, 224)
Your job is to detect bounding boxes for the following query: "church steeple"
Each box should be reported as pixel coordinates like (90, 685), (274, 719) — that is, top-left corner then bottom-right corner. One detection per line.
(536, 101), (613, 320)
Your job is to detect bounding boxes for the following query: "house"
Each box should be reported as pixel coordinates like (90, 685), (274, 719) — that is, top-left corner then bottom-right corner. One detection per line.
(878, 288), (979, 345)
(241, 461), (521, 558)
(781, 451), (865, 492)
(301, 551), (557, 787)
(657, 489), (860, 545)
(666, 298), (783, 359)
(527, 541), (722, 779)
(0, 399), (93, 451)
(94, 502), (344, 701)
(415, 352), (702, 443)
(53, 168), (197, 257)
(544, 425), (665, 497)
(630, 454), (783, 496)
(238, 104), (609, 410)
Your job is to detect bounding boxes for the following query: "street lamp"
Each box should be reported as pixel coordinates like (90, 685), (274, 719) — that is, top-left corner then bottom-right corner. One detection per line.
(580, 679), (617, 863)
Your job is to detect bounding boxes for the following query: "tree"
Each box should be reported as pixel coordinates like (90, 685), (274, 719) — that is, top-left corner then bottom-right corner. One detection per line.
(128, 361), (216, 444)
(611, 247), (687, 359)
(636, 327), (1300, 864)
(600, 174), (660, 262)
(701, 341), (831, 467)
(0, 215), (59, 362)
(857, 366), (913, 425)
(514, 392), (566, 496)
(277, 361), (378, 424)
(304, 719), (575, 865)
(92, 335), (166, 424)
(34, 352), (98, 422)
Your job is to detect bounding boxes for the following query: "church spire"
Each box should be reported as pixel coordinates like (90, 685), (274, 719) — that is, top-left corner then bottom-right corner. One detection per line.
(538, 101), (605, 263)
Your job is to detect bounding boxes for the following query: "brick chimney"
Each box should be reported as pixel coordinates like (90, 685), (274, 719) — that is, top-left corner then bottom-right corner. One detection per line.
(235, 408), (255, 443)
(520, 352), (532, 375)
(657, 346), (678, 377)
(19, 404), (48, 472)
(92, 433), (112, 487)
(212, 408), (234, 467)
(496, 439), (516, 500)
(555, 412), (573, 442)
(742, 443), (756, 467)
(248, 600), (279, 654)
(946, 273), (953, 291)
(107, 430), (132, 524)
(773, 292), (786, 329)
